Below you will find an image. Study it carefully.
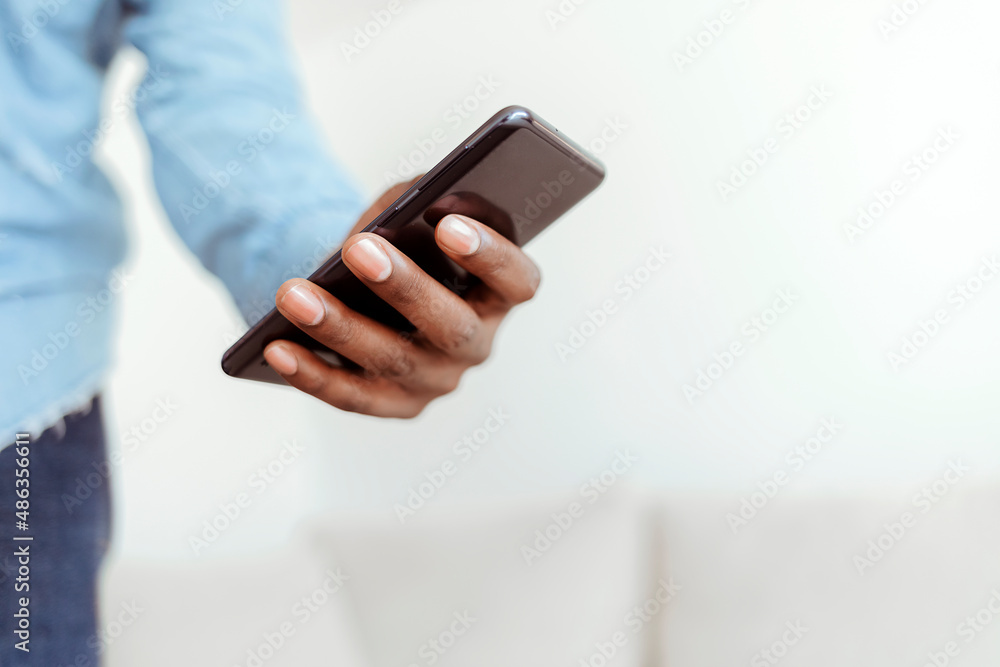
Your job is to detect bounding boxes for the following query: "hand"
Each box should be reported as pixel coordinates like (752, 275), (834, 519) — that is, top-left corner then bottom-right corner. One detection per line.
(261, 182), (541, 418)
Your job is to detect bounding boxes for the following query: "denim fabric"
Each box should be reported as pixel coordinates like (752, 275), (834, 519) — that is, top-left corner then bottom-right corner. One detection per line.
(0, 398), (109, 667)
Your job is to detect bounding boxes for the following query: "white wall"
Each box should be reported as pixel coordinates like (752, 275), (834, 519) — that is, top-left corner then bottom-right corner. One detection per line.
(95, 0), (1000, 663)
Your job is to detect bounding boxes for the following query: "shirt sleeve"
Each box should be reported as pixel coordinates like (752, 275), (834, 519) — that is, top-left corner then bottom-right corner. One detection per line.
(122, 0), (366, 324)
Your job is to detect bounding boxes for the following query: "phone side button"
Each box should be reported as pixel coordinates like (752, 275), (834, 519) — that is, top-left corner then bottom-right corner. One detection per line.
(464, 127), (493, 150)
(394, 188), (421, 211)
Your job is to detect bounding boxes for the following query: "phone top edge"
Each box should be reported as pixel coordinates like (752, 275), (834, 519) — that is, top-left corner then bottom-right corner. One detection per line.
(528, 115), (606, 182)
(462, 105), (533, 148)
(369, 106), (603, 228)
(356, 106), (537, 237)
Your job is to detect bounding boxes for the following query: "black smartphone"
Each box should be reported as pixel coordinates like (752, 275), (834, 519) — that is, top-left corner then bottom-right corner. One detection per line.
(222, 105), (606, 384)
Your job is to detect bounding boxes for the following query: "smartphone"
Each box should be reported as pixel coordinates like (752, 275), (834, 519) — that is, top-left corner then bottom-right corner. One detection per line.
(222, 105), (606, 384)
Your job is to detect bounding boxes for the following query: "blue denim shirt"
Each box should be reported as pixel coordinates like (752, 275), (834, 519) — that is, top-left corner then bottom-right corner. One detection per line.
(1, 0), (365, 435)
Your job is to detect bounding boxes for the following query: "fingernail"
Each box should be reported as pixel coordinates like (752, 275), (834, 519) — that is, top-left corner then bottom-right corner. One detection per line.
(265, 344), (298, 375)
(438, 215), (481, 255)
(345, 238), (393, 282)
(280, 284), (324, 325)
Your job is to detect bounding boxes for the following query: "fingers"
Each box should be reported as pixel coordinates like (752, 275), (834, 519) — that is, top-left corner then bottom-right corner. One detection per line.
(341, 234), (491, 362)
(263, 340), (430, 418)
(434, 214), (541, 306)
(265, 213), (542, 419)
(272, 278), (462, 394)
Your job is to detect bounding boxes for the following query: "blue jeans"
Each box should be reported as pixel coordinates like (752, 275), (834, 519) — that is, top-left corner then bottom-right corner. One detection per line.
(0, 398), (110, 667)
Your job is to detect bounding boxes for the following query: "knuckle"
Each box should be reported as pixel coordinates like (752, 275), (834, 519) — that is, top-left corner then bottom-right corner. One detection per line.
(319, 312), (355, 348)
(467, 339), (492, 366)
(337, 382), (374, 415)
(298, 367), (328, 395)
(479, 240), (510, 278)
(386, 272), (423, 309)
(380, 349), (416, 380)
(439, 318), (479, 354)
(409, 298), (445, 331)
(338, 396), (371, 415)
